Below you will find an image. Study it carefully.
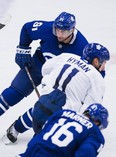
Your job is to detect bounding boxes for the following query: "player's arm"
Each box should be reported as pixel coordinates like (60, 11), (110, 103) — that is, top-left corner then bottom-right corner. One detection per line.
(80, 80), (105, 113)
(74, 138), (104, 157)
(32, 89), (66, 134)
(19, 21), (45, 46)
(74, 143), (96, 157)
(15, 21), (45, 68)
(15, 22), (34, 68)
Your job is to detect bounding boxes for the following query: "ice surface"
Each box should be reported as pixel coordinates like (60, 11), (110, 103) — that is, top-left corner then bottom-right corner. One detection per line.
(0, 0), (116, 156)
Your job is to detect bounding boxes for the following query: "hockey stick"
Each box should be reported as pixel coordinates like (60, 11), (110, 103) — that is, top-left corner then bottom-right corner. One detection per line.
(25, 66), (40, 98)
(0, 14), (12, 29)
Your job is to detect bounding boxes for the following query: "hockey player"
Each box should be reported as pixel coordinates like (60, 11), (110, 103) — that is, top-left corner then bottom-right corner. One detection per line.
(0, 12), (88, 139)
(0, 12), (88, 116)
(3, 42), (110, 144)
(17, 103), (109, 157)
(0, 0), (14, 29)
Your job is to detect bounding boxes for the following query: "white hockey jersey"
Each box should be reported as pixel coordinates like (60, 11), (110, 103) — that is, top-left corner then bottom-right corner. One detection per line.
(39, 53), (105, 113)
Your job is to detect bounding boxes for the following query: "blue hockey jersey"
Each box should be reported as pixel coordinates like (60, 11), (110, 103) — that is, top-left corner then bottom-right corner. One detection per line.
(19, 109), (105, 157)
(11, 20), (89, 98)
(19, 20), (88, 58)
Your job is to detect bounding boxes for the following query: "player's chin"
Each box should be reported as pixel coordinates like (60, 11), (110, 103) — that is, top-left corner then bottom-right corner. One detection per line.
(57, 37), (65, 42)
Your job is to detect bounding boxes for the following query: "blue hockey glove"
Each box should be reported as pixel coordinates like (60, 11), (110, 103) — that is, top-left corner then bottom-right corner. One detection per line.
(15, 46), (32, 68)
(32, 89), (66, 134)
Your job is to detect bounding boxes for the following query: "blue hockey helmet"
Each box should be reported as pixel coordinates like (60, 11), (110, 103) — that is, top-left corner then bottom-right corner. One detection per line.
(82, 43), (110, 64)
(53, 12), (76, 30)
(83, 103), (109, 130)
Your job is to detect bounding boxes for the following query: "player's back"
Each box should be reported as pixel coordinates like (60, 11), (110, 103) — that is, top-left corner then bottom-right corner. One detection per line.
(41, 53), (105, 112)
(22, 109), (104, 157)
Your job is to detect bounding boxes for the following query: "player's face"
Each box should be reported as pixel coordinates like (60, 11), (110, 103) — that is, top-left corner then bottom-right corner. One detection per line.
(55, 28), (73, 42)
(99, 61), (106, 71)
(92, 58), (107, 71)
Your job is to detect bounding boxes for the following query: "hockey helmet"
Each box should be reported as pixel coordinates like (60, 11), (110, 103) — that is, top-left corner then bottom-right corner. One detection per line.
(53, 12), (76, 30)
(82, 43), (110, 64)
(83, 103), (109, 130)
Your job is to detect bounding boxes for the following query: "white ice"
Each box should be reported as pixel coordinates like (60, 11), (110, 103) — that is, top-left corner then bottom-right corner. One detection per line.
(0, 0), (116, 156)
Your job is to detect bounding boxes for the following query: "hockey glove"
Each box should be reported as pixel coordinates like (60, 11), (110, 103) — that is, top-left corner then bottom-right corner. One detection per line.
(15, 46), (32, 68)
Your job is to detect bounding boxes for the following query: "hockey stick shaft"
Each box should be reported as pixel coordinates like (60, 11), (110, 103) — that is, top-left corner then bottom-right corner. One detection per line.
(25, 66), (40, 98)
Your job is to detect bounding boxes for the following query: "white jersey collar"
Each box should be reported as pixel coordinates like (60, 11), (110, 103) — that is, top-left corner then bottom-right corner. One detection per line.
(69, 29), (78, 44)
